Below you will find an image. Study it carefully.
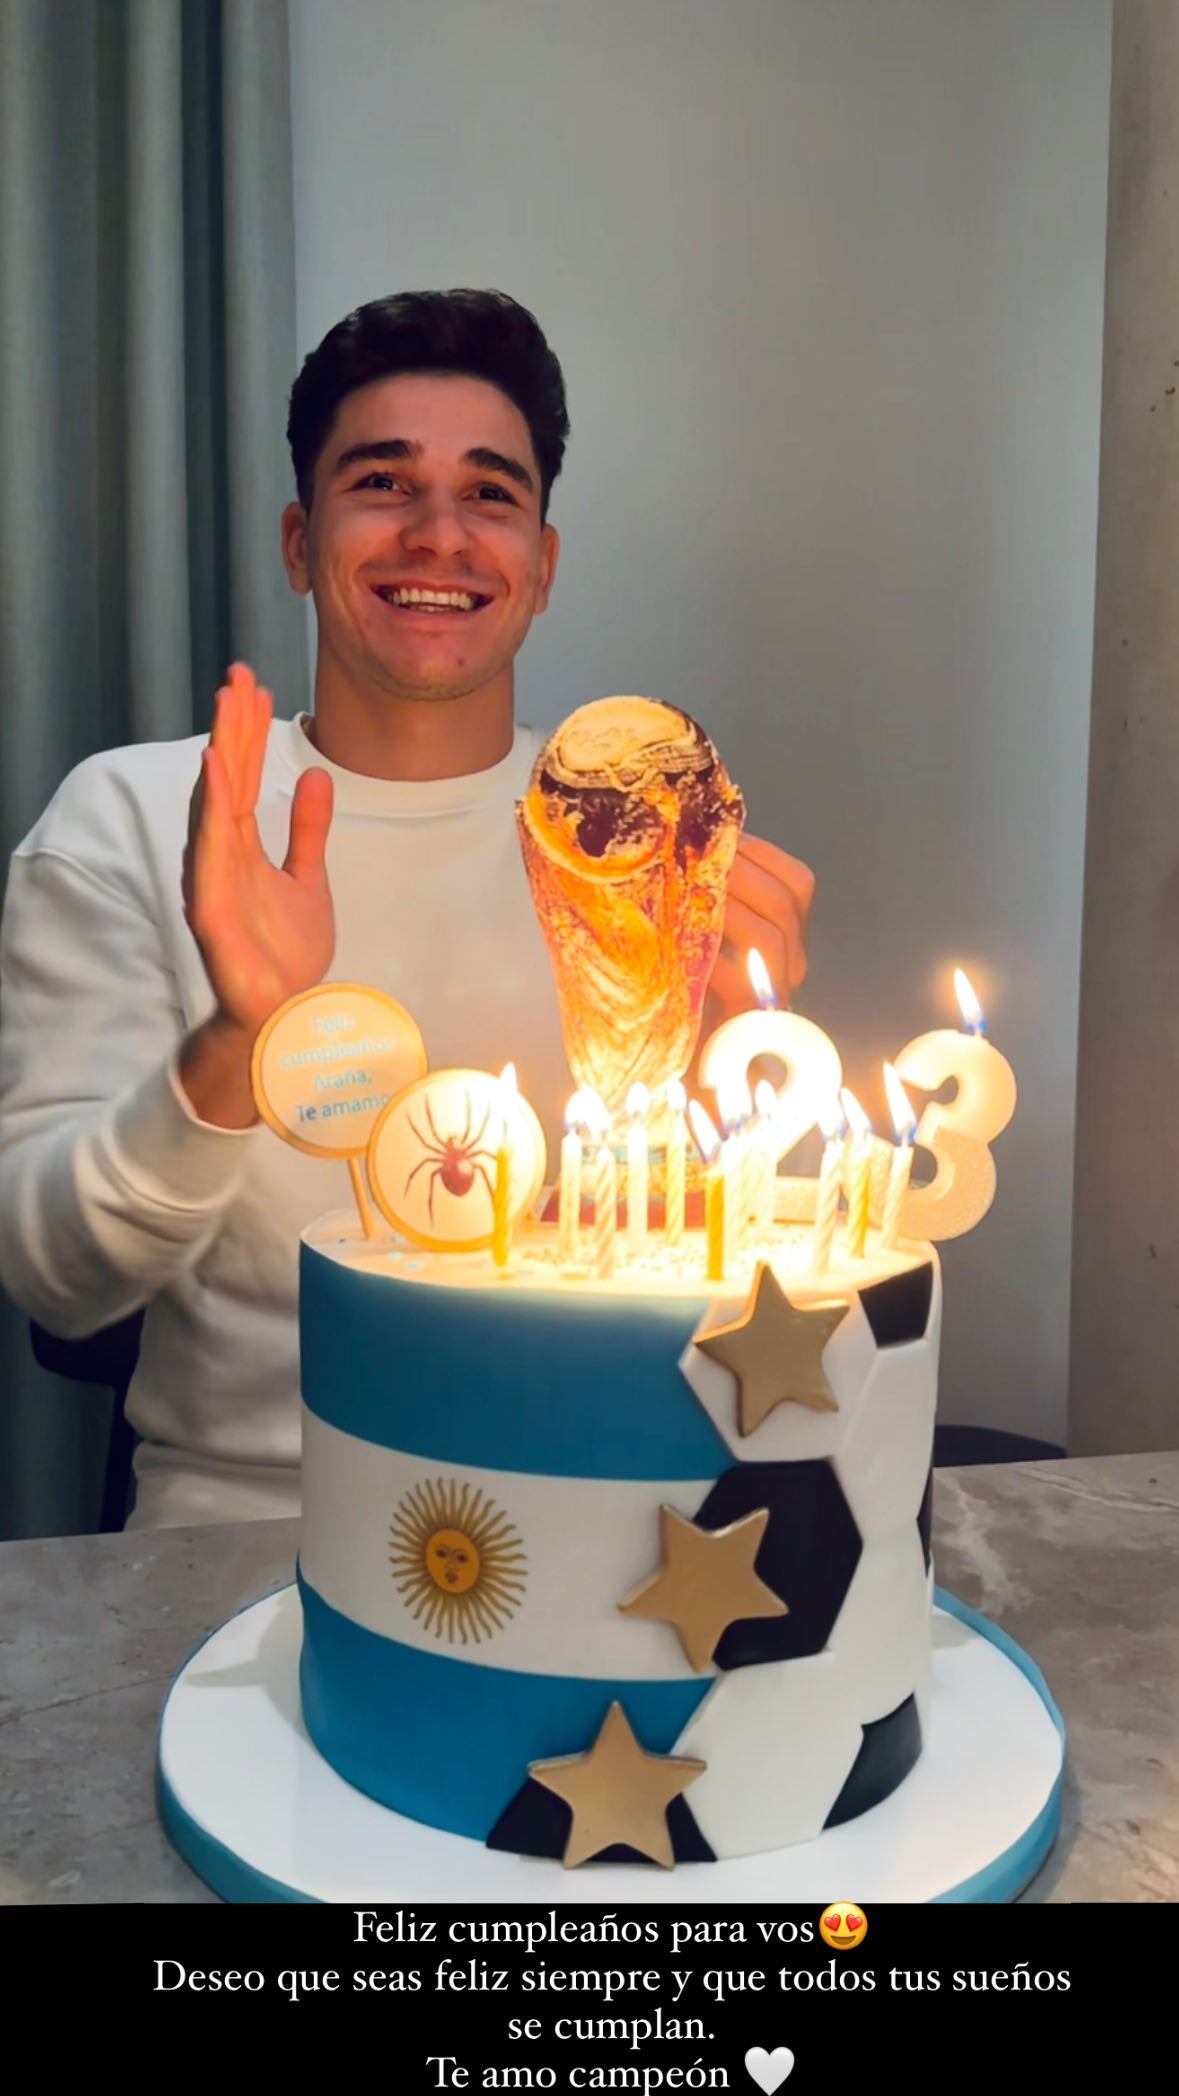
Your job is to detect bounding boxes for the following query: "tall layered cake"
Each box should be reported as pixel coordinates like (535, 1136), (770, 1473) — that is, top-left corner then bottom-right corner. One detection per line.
(257, 697), (1017, 1872)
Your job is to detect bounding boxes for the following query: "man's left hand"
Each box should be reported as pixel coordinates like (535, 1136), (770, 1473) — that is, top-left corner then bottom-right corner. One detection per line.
(707, 834), (816, 1017)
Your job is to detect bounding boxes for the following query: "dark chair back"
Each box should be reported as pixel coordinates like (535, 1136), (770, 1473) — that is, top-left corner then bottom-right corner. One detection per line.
(30, 1311), (145, 1532)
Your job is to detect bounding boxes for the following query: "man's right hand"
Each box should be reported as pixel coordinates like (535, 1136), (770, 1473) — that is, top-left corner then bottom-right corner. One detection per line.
(178, 662), (335, 1126)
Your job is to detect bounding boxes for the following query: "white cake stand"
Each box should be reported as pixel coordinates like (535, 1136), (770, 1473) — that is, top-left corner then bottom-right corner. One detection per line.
(157, 1586), (1064, 1904)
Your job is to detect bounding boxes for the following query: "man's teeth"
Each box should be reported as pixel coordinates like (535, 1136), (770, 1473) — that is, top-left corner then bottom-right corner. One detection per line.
(381, 586), (479, 611)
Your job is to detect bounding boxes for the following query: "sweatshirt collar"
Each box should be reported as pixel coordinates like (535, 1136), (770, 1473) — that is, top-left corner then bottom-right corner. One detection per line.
(272, 713), (537, 817)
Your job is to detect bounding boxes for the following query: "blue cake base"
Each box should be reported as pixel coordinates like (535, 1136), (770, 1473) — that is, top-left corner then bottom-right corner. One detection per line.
(157, 1584), (1065, 1904)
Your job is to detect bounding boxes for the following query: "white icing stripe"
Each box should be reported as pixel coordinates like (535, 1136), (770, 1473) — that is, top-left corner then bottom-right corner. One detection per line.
(672, 1653), (866, 1857)
(300, 1408), (718, 1681)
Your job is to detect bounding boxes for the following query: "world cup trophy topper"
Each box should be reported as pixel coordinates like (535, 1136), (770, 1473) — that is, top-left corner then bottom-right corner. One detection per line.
(250, 982), (427, 1237)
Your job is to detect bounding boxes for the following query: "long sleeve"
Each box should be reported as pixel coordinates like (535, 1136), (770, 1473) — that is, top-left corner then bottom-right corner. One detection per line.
(0, 829), (259, 1340)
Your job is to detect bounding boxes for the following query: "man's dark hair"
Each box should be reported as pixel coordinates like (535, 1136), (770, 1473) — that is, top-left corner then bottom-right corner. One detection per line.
(286, 288), (570, 522)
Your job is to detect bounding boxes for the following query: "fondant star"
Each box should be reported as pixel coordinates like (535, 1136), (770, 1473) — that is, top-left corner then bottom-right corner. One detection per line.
(617, 1504), (788, 1670)
(528, 1701), (705, 1869)
(693, 1261), (848, 1436)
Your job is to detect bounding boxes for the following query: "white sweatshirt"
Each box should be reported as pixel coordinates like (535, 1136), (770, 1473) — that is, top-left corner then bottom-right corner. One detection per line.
(0, 715), (569, 1529)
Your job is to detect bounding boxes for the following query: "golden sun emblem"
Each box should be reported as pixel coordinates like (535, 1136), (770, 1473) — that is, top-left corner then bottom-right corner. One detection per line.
(389, 1478), (527, 1645)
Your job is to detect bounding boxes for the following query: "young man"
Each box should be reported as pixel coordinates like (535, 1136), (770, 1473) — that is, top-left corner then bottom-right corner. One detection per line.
(0, 290), (813, 1529)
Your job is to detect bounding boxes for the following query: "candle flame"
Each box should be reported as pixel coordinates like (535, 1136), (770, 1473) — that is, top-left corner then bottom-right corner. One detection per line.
(626, 1081), (650, 1120)
(666, 1076), (687, 1114)
(817, 1094), (844, 1142)
(747, 948), (777, 1010)
(688, 1100), (722, 1165)
(954, 968), (984, 1034)
(580, 1086), (612, 1140)
(716, 1074), (752, 1133)
(840, 1087), (872, 1142)
(883, 1062), (917, 1144)
(754, 1079), (779, 1122)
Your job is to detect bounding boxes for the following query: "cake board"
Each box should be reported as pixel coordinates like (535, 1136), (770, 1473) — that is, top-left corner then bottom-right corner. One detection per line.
(157, 1584), (1064, 1904)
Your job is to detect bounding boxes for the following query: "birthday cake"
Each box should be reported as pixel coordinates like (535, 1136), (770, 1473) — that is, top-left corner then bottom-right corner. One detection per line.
(265, 698), (1016, 1871)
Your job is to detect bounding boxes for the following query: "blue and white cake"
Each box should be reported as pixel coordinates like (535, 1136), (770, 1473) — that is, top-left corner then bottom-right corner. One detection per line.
(297, 1215), (940, 1867)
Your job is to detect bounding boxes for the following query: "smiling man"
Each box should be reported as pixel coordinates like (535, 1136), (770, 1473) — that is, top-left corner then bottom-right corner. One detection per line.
(0, 289), (813, 1529)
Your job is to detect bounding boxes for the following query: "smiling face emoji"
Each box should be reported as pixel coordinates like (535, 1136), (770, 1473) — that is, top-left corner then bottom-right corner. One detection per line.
(819, 1903), (867, 1950)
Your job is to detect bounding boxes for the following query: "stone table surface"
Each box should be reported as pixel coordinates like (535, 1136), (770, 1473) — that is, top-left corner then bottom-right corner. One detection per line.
(1, 1452), (1176, 1903)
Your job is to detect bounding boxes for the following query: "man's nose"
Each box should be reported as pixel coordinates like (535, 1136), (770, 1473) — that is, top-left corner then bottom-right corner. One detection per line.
(399, 491), (475, 560)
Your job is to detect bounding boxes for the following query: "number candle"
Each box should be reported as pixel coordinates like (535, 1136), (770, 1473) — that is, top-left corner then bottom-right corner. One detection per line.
(664, 1076), (687, 1247)
(699, 951), (842, 1185)
(583, 1088), (617, 1279)
(810, 1095), (845, 1274)
(880, 1063), (917, 1251)
(625, 1082), (650, 1257)
(688, 1100), (726, 1283)
(492, 1063), (518, 1270)
(559, 1090), (586, 1266)
(891, 968), (1018, 1242)
(841, 1087), (874, 1259)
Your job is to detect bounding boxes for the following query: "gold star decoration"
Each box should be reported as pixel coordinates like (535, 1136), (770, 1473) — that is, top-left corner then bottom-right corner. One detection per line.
(528, 1701), (705, 1869)
(693, 1260), (849, 1436)
(617, 1504), (787, 1670)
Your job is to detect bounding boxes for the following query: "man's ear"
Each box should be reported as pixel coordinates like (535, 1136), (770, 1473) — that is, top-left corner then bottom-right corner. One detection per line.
(534, 524), (560, 615)
(281, 502), (312, 596)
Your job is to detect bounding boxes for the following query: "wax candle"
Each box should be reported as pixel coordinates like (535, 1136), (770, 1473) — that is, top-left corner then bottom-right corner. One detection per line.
(689, 1100), (726, 1283)
(625, 1082), (650, 1257)
(492, 1063), (518, 1270)
(892, 969), (1018, 1242)
(664, 1077), (687, 1247)
(810, 1096), (845, 1274)
(752, 1079), (780, 1238)
(582, 1089), (617, 1279)
(841, 1087), (873, 1259)
(716, 1076), (751, 1269)
(880, 1063), (917, 1252)
(559, 1090), (586, 1265)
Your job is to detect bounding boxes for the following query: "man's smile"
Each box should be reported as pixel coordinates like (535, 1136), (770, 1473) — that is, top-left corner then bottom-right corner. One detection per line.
(370, 582), (494, 619)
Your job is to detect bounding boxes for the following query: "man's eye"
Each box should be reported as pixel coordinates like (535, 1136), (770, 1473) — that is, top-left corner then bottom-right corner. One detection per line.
(475, 483), (514, 504)
(355, 472), (403, 492)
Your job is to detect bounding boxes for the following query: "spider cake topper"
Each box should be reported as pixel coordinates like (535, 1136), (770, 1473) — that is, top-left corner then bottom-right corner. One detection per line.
(367, 1067), (547, 1252)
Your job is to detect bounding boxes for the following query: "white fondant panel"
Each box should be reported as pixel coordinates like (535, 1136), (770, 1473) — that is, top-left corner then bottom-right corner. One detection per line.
(678, 1289), (879, 1464)
(832, 1317), (939, 1544)
(671, 1653), (864, 1856)
(828, 1527), (929, 1726)
(301, 1408), (718, 1681)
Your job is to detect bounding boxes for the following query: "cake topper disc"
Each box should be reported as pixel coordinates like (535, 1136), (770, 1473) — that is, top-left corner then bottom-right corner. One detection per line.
(368, 1068), (547, 1253)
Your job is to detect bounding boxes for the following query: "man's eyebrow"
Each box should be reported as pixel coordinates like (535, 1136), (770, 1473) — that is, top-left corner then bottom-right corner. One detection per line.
(330, 437), (535, 495)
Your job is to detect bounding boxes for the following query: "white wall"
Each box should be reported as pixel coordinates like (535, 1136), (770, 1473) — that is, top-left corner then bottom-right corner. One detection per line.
(288, 0), (1111, 1443)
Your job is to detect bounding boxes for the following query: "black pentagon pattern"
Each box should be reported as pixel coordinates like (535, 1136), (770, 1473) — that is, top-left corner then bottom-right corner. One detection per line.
(823, 1693), (922, 1829)
(859, 1262), (934, 1347)
(692, 1459), (862, 1670)
(917, 1466), (933, 1573)
(486, 1778), (715, 1864)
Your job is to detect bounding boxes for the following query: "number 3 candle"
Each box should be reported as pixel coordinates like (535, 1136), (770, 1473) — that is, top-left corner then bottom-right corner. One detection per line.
(892, 969), (1017, 1242)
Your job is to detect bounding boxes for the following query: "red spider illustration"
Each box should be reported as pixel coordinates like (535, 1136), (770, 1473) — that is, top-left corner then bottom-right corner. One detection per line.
(405, 1092), (497, 1222)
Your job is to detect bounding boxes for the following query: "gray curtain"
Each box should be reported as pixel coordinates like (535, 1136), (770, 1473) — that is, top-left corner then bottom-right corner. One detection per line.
(0, 0), (308, 1538)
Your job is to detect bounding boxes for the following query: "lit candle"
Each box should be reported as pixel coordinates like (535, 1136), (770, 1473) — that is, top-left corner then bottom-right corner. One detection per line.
(664, 1076), (687, 1247)
(688, 1100), (726, 1283)
(880, 1063), (917, 1251)
(892, 968), (1018, 1242)
(841, 1087), (873, 1259)
(752, 1079), (780, 1238)
(716, 1076), (751, 1269)
(492, 1063), (518, 1270)
(559, 1090), (586, 1266)
(584, 1088), (617, 1279)
(625, 1082), (650, 1257)
(810, 1095), (845, 1274)
(699, 951), (842, 1176)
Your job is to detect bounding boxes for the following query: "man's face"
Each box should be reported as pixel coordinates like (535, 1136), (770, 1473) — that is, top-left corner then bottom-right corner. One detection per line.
(283, 371), (559, 704)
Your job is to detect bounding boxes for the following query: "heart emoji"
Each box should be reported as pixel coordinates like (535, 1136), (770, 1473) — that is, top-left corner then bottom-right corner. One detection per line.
(745, 2048), (795, 2094)
(845, 1913), (862, 1931)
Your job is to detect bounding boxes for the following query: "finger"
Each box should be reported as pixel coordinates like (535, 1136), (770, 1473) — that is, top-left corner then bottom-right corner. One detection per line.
(284, 766), (334, 884)
(239, 682), (273, 818)
(708, 947), (756, 1014)
(735, 835), (816, 917)
(723, 892), (802, 994)
(188, 746), (239, 923)
(213, 663), (256, 816)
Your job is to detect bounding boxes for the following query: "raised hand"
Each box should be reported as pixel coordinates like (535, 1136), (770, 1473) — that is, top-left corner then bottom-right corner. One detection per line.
(181, 662), (336, 1042)
(708, 835), (815, 1017)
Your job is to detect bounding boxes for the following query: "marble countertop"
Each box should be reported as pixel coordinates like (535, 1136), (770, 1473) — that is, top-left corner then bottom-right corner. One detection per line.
(1, 1452), (1176, 1903)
